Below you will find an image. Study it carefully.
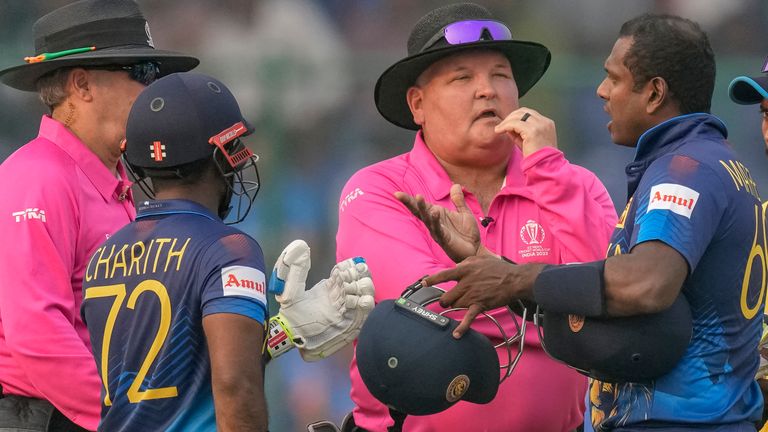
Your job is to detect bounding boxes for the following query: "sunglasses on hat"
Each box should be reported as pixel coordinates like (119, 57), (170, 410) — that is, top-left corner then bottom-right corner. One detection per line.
(421, 20), (512, 52)
(89, 61), (160, 86)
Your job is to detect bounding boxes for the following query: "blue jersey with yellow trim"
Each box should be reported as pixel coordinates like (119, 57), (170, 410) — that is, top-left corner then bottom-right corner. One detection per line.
(81, 199), (267, 432)
(586, 114), (764, 431)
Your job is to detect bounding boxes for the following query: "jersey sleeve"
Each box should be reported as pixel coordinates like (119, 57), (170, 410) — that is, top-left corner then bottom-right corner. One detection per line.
(198, 233), (268, 325)
(336, 169), (456, 301)
(521, 147), (618, 263)
(630, 154), (728, 272)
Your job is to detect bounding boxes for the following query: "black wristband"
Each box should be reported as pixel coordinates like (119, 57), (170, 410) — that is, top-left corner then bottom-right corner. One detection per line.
(533, 260), (606, 317)
(500, 255), (538, 321)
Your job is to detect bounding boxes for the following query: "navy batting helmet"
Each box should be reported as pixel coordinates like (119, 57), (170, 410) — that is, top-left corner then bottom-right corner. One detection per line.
(356, 281), (527, 417)
(124, 72), (260, 224)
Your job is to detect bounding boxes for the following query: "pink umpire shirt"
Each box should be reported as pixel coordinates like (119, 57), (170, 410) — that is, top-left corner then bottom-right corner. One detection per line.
(337, 133), (618, 432)
(0, 116), (136, 430)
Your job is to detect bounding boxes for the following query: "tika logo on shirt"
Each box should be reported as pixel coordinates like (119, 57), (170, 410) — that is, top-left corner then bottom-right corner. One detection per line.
(12, 208), (46, 223)
(151, 141), (166, 162)
(647, 183), (699, 218)
(221, 266), (267, 304)
(340, 188), (364, 213)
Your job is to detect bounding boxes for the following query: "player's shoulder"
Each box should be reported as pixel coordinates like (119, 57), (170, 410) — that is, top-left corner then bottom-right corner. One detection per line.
(201, 225), (264, 260)
(344, 153), (410, 188)
(0, 137), (77, 180)
(646, 149), (730, 183)
(568, 162), (604, 184)
(0, 138), (81, 212)
(641, 150), (758, 210)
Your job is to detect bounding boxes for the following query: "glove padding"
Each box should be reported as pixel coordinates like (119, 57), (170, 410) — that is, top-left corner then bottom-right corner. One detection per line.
(270, 240), (375, 361)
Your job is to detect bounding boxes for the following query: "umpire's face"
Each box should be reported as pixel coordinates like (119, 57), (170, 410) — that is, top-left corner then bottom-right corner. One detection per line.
(406, 49), (519, 169)
(62, 67), (147, 163)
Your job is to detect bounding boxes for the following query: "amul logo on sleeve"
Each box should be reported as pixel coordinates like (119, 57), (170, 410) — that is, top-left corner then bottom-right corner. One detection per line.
(12, 208), (46, 223)
(221, 265), (267, 304)
(647, 183), (699, 218)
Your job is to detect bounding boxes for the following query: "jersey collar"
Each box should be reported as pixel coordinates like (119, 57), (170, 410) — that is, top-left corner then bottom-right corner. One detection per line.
(38, 115), (133, 202)
(136, 199), (218, 221)
(409, 131), (522, 200)
(625, 113), (728, 198)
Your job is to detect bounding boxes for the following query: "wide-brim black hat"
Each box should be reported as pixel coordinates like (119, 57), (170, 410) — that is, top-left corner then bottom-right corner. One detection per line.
(375, 3), (551, 130)
(0, 0), (199, 92)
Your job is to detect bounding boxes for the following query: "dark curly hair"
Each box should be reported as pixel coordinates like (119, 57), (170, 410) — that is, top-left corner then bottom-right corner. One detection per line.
(619, 14), (715, 114)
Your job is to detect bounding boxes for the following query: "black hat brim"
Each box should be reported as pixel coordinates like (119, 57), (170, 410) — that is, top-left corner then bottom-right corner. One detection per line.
(729, 75), (768, 105)
(375, 39), (551, 130)
(0, 47), (199, 91)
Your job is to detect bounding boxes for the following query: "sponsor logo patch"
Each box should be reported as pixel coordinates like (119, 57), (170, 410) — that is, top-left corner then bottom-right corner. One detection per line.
(568, 315), (585, 333)
(12, 208), (46, 223)
(647, 183), (699, 218)
(221, 265), (267, 304)
(340, 187), (364, 212)
(520, 219), (545, 245)
(145, 21), (155, 47)
(445, 374), (470, 402)
(151, 141), (166, 162)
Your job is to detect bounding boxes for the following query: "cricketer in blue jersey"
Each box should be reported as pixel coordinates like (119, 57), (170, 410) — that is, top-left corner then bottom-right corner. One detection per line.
(82, 200), (268, 431)
(730, 58), (768, 431)
(585, 113), (764, 430)
(81, 72), (375, 432)
(396, 13), (765, 432)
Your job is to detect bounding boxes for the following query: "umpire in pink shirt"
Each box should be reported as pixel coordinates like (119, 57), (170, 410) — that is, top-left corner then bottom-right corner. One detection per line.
(0, 1), (197, 430)
(336, 3), (618, 431)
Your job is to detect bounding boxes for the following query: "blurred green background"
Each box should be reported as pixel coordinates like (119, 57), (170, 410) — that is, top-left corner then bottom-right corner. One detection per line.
(1, 1), (767, 430)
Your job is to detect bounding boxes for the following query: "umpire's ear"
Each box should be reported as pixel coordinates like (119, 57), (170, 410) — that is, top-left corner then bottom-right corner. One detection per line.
(406, 85), (426, 127)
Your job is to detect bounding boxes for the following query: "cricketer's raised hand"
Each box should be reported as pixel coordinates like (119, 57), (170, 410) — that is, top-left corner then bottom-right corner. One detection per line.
(394, 184), (482, 263)
(267, 240), (375, 361)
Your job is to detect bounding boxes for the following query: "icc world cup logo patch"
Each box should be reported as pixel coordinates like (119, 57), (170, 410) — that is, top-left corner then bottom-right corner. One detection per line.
(445, 374), (470, 402)
(517, 220), (550, 259)
(520, 220), (545, 245)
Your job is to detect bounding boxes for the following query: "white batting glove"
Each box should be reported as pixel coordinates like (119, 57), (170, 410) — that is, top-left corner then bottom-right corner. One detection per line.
(266, 240), (375, 362)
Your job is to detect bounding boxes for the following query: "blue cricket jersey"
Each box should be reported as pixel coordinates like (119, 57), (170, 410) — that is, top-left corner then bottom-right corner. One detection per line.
(81, 199), (267, 431)
(587, 114), (764, 431)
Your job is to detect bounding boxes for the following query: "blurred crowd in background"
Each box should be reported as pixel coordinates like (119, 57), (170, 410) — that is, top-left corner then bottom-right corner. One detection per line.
(1, 1), (767, 430)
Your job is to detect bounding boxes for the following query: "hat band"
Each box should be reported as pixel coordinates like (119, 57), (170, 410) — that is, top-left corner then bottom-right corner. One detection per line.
(35, 17), (153, 56)
(419, 20), (512, 53)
